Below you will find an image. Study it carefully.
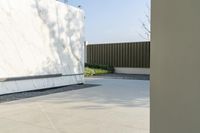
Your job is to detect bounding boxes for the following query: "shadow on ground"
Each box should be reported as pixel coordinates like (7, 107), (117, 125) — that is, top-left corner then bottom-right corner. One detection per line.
(93, 74), (150, 80)
(0, 78), (149, 109)
(0, 84), (100, 103)
(37, 78), (150, 108)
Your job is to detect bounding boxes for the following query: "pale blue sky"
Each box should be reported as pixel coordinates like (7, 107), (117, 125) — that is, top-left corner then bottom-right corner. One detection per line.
(60, 0), (150, 43)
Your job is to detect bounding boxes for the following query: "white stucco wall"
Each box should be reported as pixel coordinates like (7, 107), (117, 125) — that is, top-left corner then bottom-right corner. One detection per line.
(151, 0), (200, 133)
(0, 0), (85, 95)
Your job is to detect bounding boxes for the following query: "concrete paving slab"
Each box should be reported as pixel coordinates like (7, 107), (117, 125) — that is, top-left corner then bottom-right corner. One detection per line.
(0, 77), (149, 133)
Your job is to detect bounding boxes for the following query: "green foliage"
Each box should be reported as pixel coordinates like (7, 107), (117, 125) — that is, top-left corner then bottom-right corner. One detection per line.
(93, 68), (111, 75)
(84, 67), (95, 77)
(84, 67), (112, 77)
(85, 63), (114, 73)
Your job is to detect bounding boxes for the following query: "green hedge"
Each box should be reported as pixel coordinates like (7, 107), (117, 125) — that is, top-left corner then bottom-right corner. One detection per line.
(85, 63), (114, 73)
(84, 67), (95, 77)
(84, 67), (112, 77)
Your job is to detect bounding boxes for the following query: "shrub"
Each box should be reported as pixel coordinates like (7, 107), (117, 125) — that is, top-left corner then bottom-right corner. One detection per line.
(84, 67), (112, 77)
(85, 63), (114, 73)
(84, 67), (95, 77)
(93, 68), (111, 75)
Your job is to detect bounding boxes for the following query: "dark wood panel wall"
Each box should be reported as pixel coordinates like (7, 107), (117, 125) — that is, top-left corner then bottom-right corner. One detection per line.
(87, 42), (150, 68)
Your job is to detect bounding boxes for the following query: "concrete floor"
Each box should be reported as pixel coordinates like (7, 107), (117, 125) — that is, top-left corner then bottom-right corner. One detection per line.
(0, 78), (149, 133)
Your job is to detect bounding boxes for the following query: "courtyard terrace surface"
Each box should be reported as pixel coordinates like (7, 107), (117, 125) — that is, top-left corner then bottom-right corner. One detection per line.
(0, 77), (149, 133)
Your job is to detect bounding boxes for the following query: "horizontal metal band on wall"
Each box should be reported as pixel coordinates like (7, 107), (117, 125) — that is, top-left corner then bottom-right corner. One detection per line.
(87, 42), (150, 68)
(0, 73), (84, 82)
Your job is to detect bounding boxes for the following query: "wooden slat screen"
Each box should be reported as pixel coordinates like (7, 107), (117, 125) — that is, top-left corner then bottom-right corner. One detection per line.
(87, 42), (150, 68)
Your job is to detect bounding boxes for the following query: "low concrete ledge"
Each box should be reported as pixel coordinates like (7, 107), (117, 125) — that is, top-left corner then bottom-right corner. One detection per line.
(0, 74), (84, 95)
(114, 67), (150, 75)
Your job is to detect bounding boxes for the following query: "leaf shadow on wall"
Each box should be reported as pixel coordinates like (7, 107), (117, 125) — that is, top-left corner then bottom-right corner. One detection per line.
(32, 0), (84, 77)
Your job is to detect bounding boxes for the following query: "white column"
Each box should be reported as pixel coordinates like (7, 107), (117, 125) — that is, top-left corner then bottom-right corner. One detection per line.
(84, 41), (88, 63)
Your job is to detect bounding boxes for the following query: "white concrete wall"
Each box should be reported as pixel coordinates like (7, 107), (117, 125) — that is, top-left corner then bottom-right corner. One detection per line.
(151, 0), (200, 133)
(0, 0), (85, 95)
(115, 67), (150, 75)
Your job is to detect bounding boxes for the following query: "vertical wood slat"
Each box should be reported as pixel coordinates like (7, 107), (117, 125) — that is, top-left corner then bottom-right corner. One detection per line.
(87, 42), (150, 68)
